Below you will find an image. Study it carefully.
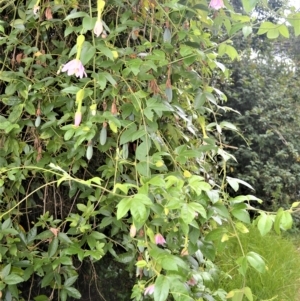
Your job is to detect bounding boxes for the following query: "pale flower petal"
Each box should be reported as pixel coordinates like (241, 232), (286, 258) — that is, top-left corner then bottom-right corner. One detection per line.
(144, 284), (155, 295)
(61, 59), (87, 78)
(209, 0), (225, 10)
(33, 5), (40, 15)
(94, 20), (103, 37)
(154, 233), (166, 245)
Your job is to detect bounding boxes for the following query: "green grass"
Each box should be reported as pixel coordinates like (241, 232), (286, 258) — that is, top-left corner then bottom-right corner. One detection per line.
(216, 225), (300, 301)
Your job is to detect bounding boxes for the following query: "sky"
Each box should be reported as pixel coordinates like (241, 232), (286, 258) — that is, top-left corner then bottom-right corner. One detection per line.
(289, 0), (300, 10)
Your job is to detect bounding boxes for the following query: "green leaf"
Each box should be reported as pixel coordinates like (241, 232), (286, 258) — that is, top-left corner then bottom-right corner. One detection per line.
(227, 177), (254, 192)
(267, 28), (279, 39)
(154, 275), (170, 301)
(242, 0), (259, 13)
(278, 24), (289, 38)
(242, 25), (252, 37)
(188, 202), (206, 218)
(181, 203), (195, 225)
(231, 209), (250, 224)
(82, 16), (95, 31)
(120, 124), (137, 145)
(48, 237), (59, 257)
(64, 11), (89, 20)
(257, 212), (273, 236)
(64, 287), (82, 299)
(81, 42), (96, 65)
(116, 198), (132, 219)
(0, 264), (11, 278)
(236, 256), (248, 276)
(244, 287), (253, 301)
(246, 251), (266, 273)
(287, 13), (300, 37)
(280, 211), (293, 230)
(4, 274), (24, 285)
(58, 232), (73, 244)
(131, 203), (149, 228)
(64, 275), (78, 287)
(257, 21), (275, 35)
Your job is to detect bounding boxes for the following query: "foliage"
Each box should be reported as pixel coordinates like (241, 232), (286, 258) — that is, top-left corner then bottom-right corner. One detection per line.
(220, 49), (300, 210)
(217, 226), (300, 301)
(0, 0), (300, 301)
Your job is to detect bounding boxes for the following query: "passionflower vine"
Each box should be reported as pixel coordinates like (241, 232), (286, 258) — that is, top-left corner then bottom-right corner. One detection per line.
(154, 233), (166, 245)
(209, 0), (225, 10)
(61, 59), (87, 78)
(144, 284), (155, 296)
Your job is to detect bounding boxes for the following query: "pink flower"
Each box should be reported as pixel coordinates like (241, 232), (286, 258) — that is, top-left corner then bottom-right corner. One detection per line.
(154, 233), (166, 245)
(187, 277), (197, 286)
(144, 284), (155, 295)
(74, 111), (82, 126)
(209, 0), (225, 10)
(61, 59), (87, 78)
(94, 20), (103, 37)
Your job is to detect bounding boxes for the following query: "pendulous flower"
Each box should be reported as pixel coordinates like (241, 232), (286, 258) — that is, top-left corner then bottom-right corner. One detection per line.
(209, 0), (225, 10)
(33, 5), (40, 15)
(154, 233), (166, 245)
(74, 111), (82, 126)
(144, 284), (155, 295)
(61, 59), (87, 78)
(94, 20), (103, 37)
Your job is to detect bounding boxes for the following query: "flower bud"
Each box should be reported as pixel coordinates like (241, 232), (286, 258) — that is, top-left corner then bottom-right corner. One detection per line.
(74, 111), (82, 126)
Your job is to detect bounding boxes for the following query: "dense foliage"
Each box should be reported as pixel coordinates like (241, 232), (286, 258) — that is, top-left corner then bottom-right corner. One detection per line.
(0, 1), (300, 301)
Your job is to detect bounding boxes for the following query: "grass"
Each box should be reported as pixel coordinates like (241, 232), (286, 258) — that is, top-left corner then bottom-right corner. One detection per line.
(216, 225), (300, 301)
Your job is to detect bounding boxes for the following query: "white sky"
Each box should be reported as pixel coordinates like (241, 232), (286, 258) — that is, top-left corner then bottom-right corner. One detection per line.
(289, 0), (300, 9)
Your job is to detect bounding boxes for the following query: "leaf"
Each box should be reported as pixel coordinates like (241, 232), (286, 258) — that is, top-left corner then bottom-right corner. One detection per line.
(244, 287), (253, 301)
(280, 211), (293, 230)
(64, 287), (82, 299)
(64, 275), (78, 287)
(274, 208), (284, 234)
(278, 24), (289, 38)
(0, 264), (11, 278)
(188, 202), (206, 218)
(64, 11), (89, 20)
(242, 26), (252, 37)
(120, 124), (137, 145)
(287, 13), (300, 37)
(154, 275), (170, 301)
(181, 204), (195, 225)
(227, 177), (254, 192)
(4, 274), (24, 285)
(130, 202), (149, 227)
(231, 209), (250, 224)
(242, 0), (259, 13)
(257, 212), (273, 236)
(48, 237), (59, 257)
(246, 251), (266, 273)
(116, 198), (132, 219)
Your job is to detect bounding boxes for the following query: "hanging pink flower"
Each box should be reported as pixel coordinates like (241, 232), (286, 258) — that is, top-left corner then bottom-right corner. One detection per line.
(74, 111), (82, 126)
(94, 20), (103, 37)
(61, 59), (87, 78)
(154, 233), (166, 245)
(144, 284), (155, 295)
(209, 0), (225, 10)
